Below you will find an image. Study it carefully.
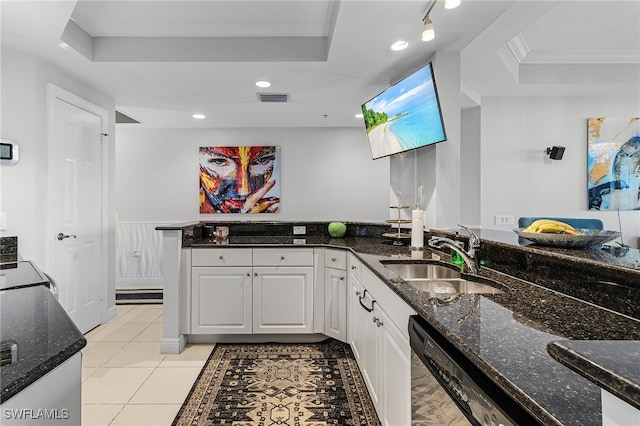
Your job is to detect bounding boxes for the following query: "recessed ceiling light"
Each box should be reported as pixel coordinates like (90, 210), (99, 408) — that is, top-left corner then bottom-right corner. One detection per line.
(355, 113), (364, 119)
(192, 114), (205, 119)
(255, 80), (271, 88)
(390, 40), (409, 51)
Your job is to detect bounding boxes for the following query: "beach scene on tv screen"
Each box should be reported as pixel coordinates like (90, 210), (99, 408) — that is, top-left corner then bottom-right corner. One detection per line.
(362, 64), (445, 159)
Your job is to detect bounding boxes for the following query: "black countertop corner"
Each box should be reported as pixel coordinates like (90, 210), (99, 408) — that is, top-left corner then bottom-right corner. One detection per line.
(547, 340), (640, 411)
(1, 285), (87, 403)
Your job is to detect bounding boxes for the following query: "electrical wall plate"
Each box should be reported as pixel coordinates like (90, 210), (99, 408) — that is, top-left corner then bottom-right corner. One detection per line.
(0, 139), (19, 166)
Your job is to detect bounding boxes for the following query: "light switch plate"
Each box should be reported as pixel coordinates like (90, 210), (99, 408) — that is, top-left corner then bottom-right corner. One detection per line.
(495, 215), (514, 225)
(293, 226), (306, 235)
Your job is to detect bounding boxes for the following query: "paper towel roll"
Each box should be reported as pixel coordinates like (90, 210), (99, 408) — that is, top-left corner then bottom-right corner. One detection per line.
(411, 209), (425, 248)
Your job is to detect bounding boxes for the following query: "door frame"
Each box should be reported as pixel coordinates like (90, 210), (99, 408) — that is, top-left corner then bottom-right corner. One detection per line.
(44, 83), (110, 325)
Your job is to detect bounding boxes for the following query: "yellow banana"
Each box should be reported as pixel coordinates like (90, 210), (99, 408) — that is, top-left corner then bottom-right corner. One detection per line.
(523, 219), (583, 235)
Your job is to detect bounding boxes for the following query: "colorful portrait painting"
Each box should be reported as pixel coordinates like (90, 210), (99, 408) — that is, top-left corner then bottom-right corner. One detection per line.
(199, 146), (280, 214)
(588, 118), (640, 210)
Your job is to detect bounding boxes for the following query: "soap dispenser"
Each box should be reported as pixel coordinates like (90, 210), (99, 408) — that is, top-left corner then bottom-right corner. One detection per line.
(450, 232), (465, 266)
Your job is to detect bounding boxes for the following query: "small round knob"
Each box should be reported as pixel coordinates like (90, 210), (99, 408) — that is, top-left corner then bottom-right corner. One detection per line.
(218, 255), (224, 260)
(254, 272), (258, 276)
(351, 265), (357, 270)
(340, 277), (345, 281)
(280, 256), (285, 260)
(355, 291), (361, 296)
(331, 257), (337, 262)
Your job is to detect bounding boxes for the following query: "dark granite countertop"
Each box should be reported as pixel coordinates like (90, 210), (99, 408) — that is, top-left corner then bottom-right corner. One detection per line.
(547, 340), (640, 411)
(0, 285), (86, 403)
(160, 222), (640, 426)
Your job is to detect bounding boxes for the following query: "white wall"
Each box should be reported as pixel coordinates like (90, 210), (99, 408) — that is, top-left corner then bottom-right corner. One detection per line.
(481, 95), (640, 246)
(0, 45), (117, 306)
(115, 127), (390, 223)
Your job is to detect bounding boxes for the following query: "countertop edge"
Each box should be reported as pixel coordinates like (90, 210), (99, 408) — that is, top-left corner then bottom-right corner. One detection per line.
(547, 340), (640, 411)
(0, 336), (87, 404)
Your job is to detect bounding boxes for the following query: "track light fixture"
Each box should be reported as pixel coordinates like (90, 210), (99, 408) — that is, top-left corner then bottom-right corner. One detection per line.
(422, 16), (435, 41)
(422, 0), (461, 42)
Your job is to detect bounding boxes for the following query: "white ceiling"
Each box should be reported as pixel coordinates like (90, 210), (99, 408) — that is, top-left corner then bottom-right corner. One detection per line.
(1, 0), (639, 128)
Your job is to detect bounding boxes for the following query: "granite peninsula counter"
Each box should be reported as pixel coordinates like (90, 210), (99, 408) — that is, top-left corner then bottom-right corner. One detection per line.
(0, 284), (86, 417)
(157, 221), (640, 426)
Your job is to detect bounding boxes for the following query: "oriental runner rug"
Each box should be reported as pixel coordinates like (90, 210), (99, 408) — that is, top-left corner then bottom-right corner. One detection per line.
(172, 339), (381, 426)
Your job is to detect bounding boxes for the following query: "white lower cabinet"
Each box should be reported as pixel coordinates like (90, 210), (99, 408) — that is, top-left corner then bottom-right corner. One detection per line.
(253, 266), (314, 333)
(324, 249), (348, 342)
(191, 266), (253, 334)
(348, 253), (414, 426)
(0, 353), (82, 425)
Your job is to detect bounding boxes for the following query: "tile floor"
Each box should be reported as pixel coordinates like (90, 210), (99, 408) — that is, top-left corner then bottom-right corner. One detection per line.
(81, 304), (214, 426)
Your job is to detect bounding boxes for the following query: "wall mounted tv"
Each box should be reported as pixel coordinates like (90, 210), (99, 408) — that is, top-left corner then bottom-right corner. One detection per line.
(361, 61), (446, 160)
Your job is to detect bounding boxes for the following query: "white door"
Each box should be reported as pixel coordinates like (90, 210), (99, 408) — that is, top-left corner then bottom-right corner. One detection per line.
(324, 267), (347, 342)
(47, 85), (107, 334)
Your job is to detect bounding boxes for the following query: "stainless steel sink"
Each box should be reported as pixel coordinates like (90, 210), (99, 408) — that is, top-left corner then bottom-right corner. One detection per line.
(406, 279), (503, 294)
(382, 262), (503, 294)
(382, 263), (461, 280)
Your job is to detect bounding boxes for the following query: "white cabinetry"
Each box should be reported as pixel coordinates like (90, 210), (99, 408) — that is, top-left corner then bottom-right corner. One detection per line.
(347, 254), (414, 426)
(324, 249), (347, 342)
(191, 248), (253, 334)
(252, 249), (314, 334)
(0, 353), (82, 425)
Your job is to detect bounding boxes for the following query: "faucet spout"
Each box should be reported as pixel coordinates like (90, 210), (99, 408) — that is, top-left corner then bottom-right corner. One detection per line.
(428, 225), (481, 274)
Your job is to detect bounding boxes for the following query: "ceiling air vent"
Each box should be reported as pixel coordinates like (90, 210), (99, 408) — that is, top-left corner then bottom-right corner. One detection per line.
(257, 93), (289, 103)
(116, 110), (140, 124)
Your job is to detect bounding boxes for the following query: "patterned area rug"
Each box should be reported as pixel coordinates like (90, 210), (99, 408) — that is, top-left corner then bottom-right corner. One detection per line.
(172, 339), (381, 426)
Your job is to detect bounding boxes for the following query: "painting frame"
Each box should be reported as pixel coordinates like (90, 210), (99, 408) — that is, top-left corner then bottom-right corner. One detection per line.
(199, 145), (281, 214)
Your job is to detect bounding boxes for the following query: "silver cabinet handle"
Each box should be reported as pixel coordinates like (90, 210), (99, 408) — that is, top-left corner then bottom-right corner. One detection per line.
(331, 257), (337, 262)
(280, 256), (285, 260)
(219, 255), (224, 260)
(254, 272), (258, 277)
(340, 277), (345, 281)
(246, 272), (251, 277)
(351, 265), (357, 270)
(57, 233), (76, 241)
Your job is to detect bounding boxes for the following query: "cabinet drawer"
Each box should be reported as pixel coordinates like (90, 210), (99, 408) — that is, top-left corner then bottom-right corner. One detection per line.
(324, 249), (347, 270)
(253, 248), (314, 266)
(191, 248), (252, 267)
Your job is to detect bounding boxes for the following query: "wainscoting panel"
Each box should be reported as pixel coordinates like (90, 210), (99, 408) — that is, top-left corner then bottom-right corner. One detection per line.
(115, 222), (165, 288)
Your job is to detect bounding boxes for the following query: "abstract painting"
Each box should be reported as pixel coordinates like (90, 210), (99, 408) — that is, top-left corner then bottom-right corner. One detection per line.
(588, 117), (640, 210)
(199, 146), (280, 214)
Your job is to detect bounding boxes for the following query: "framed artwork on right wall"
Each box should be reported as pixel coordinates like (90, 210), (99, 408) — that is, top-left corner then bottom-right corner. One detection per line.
(587, 117), (640, 210)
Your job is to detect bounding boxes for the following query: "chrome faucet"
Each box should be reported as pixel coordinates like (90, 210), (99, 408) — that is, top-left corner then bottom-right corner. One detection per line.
(428, 224), (481, 274)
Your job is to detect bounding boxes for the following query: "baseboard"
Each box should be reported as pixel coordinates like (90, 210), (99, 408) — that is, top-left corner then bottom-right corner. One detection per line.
(115, 287), (163, 305)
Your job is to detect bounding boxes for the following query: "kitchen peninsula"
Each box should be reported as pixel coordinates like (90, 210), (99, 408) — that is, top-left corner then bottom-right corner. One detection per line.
(157, 221), (640, 426)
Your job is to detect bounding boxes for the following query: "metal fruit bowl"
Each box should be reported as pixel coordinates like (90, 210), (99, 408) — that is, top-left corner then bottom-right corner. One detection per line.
(513, 228), (622, 248)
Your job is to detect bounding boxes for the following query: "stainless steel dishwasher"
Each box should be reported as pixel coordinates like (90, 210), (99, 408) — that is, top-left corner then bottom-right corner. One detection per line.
(409, 315), (539, 426)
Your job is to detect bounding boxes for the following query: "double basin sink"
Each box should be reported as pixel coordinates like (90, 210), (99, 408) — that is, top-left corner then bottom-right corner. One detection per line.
(382, 261), (504, 295)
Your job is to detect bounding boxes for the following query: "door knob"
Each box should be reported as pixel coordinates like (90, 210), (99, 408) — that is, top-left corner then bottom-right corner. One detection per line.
(57, 233), (77, 241)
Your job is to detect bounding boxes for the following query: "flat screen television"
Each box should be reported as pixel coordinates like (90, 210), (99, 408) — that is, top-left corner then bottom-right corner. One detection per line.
(361, 62), (446, 160)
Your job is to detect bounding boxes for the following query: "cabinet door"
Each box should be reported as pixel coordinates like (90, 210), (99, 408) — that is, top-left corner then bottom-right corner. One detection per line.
(191, 267), (252, 334)
(324, 267), (347, 342)
(379, 309), (412, 426)
(348, 275), (364, 364)
(253, 266), (314, 334)
(360, 291), (382, 409)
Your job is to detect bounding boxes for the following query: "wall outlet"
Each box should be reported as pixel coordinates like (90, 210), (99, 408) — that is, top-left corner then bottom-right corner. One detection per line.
(293, 225), (306, 235)
(495, 215), (515, 226)
(0, 213), (6, 231)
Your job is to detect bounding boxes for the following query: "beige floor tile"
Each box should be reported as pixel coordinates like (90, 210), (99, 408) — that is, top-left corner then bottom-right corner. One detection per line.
(91, 322), (150, 342)
(82, 367), (155, 404)
(109, 404), (181, 426)
(81, 404), (124, 426)
(129, 367), (201, 404)
(132, 323), (163, 342)
(82, 367), (97, 382)
(160, 344), (214, 368)
(104, 341), (167, 368)
(154, 313), (163, 323)
(128, 307), (163, 323)
(82, 341), (128, 368)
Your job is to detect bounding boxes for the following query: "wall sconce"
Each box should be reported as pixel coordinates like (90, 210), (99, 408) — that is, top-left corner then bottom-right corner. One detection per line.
(546, 146), (565, 160)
